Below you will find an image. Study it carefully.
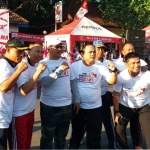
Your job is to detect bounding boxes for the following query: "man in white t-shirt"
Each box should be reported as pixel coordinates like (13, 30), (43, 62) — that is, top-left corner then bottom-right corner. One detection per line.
(39, 38), (80, 149)
(113, 52), (150, 149)
(0, 37), (28, 149)
(94, 40), (117, 149)
(113, 43), (147, 72)
(8, 43), (47, 150)
(114, 43), (147, 149)
(69, 43), (117, 149)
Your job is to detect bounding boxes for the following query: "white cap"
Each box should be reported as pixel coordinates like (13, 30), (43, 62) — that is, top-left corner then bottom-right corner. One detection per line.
(47, 38), (61, 47)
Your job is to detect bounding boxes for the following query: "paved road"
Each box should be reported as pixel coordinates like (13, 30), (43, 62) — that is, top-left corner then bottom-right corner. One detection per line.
(30, 86), (147, 149)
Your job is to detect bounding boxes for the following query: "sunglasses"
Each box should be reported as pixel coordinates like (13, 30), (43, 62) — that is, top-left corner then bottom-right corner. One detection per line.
(51, 45), (63, 49)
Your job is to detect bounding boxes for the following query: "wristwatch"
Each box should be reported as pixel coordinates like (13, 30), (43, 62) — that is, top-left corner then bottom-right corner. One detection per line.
(111, 67), (118, 73)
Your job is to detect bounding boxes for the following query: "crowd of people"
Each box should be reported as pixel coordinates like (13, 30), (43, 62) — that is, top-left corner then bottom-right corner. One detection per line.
(0, 37), (150, 150)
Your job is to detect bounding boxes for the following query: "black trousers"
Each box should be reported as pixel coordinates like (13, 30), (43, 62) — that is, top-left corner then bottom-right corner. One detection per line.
(130, 112), (142, 146)
(102, 94), (117, 149)
(0, 128), (8, 150)
(115, 103), (150, 149)
(69, 106), (102, 149)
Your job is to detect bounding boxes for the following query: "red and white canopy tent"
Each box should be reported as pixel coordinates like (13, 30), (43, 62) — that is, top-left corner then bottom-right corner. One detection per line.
(142, 25), (150, 43)
(45, 17), (122, 53)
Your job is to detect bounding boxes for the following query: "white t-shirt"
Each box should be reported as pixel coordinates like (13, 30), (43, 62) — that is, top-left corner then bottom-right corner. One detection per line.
(113, 69), (150, 108)
(0, 59), (15, 128)
(96, 59), (111, 95)
(71, 60), (111, 109)
(39, 58), (75, 107)
(13, 62), (37, 117)
(114, 58), (147, 72)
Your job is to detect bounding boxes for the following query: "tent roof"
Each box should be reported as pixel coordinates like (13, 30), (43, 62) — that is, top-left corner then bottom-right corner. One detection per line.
(49, 17), (121, 39)
(142, 25), (150, 31)
(142, 25), (150, 37)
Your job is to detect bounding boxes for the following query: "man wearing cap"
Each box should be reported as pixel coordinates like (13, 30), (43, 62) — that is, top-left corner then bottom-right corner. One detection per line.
(0, 37), (28, 149)
(69, 43), (117, 149)
(8, 43), (47, 150)
(39, 38), (80, 149)
(94, 40), (117, 149)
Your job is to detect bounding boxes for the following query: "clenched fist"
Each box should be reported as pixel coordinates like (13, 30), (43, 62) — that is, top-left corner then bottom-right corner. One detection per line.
(17, 62), (28, 72)
(36, 63), (47, 74)
(60, 62), (69, 70)
(108, 62), (117, 72)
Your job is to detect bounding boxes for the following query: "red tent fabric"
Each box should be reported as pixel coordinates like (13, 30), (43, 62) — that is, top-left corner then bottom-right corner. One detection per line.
(45, 17), (122, 52)
(142, 25), (150, 43)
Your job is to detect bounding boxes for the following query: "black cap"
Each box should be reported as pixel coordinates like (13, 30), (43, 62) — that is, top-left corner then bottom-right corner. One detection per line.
(6, 37), (29, 50)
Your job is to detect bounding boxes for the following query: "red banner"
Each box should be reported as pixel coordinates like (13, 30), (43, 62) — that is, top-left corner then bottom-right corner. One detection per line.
(0, 9), (9, 56)
(11, 32), (45, 43)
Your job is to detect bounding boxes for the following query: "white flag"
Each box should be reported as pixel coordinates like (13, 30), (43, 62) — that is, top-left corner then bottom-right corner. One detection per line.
(74, 0), (88, 20)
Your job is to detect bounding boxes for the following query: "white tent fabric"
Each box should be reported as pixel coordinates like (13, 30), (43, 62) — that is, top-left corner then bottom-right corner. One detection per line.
(45, 17), (122, 52)
(142, 25), (150, 43)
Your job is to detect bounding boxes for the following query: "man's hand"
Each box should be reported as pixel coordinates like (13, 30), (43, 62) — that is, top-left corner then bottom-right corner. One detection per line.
(74, 102), (80, 114)
(107, 62), (117, 72)
(60, 62), (69, 70)
(17, 62), (28, 72)
(141, 66), (148, 72)
(36, 63), (47, 74)
(114, 112), (123, 123)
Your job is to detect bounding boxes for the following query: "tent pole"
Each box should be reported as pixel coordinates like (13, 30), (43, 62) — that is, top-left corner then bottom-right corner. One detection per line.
(55, 22), (57, 31)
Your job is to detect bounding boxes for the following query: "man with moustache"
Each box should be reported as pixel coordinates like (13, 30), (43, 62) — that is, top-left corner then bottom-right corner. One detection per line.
(69, 43), (117, 149)
(8, 43), (47, 150)
(39, 38), (80, 149)
(94, 40), (117, 149)
(0, 37), (28, 149)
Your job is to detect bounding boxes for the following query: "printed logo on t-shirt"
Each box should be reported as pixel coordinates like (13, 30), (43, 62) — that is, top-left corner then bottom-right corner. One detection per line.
(52, 66), (69, 78)
(124, 86), (147, 97)
(77, 72), (97, 83)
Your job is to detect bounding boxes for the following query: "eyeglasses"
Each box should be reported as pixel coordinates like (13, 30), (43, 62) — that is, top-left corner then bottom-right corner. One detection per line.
(51, 45), (63, 49)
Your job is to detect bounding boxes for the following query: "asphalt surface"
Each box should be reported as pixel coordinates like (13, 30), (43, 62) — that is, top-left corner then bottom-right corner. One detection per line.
(30, 85), (147, 149)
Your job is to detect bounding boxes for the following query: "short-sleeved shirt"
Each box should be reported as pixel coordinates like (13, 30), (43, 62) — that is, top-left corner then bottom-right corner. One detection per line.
(113, 69), (150, 108)
(39, 58), (75, 107)
(96, 59), (111, 95)
(0, 59), (15, 128)
(13, 62), (37, 117)
(71, 60), (111, 109)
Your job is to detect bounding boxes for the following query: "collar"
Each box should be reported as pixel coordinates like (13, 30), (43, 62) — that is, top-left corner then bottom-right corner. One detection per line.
(3, 57), (17, 68)
(122, 57), (125, 62)
(27, 56), (34, 66)
(101, 57), (104, 62)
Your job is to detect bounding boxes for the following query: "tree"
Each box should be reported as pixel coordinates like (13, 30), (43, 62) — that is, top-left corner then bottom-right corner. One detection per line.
(98, 0), (150, 36)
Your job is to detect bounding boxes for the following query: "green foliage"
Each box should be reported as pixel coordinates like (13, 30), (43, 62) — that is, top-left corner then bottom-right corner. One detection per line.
(98, 0), (150, 37)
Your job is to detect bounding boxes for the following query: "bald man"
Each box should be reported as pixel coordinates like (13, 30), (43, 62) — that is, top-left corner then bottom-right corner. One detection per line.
(114, 43), (147, 72)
